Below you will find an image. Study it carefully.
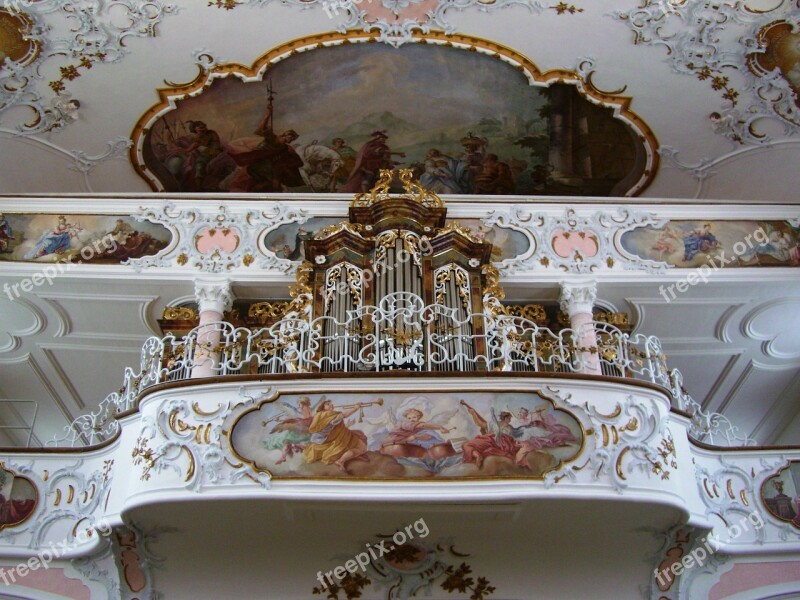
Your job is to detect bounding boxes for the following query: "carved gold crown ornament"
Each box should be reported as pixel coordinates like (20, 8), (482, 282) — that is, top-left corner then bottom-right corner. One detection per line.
(351, 169), (445, 209)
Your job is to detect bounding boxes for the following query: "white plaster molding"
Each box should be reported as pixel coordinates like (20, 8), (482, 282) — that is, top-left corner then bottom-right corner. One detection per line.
(0, 2), (177, 136)
(0, 296), (47, 354)
(741, 298), (800, 360)
(127, 202), (308, 274)
(559, 279), (597, 317)
(615, 2), (800, 145)
(0, 458), (114, 556)
(209, 0), (561, 47)
(484, 206), (670, 274)
(194, 278), (233, 314)
(660, 141), (800, 198)
(134, 389), (271, 492)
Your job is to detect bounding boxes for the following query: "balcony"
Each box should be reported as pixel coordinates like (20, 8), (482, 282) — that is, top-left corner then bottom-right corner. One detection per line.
(52, 291), (750, 449)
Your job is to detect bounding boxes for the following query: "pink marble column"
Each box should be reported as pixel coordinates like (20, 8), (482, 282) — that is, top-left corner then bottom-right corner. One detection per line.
(191, 278), (233, 379)
(559, 280), (601, 375)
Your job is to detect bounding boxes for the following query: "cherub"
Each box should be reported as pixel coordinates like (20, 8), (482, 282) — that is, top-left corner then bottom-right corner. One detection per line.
(262, 397), (313, 464)
(380, 408), (451, 450)
(367, 397), (461, 469)
(650, 225), (681, 260)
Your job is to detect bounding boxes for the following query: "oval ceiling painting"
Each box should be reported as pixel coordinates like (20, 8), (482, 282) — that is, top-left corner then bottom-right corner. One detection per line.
(132, 33), (657, 197)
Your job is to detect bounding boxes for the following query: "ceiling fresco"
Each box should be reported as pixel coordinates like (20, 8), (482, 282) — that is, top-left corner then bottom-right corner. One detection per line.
(0, 1), (797, 197)
(132, 35), (655, 197)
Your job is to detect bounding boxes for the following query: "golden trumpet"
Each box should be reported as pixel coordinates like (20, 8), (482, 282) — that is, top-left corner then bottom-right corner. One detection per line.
(338, 398), (384, 410)
(338, 398), (384, 423)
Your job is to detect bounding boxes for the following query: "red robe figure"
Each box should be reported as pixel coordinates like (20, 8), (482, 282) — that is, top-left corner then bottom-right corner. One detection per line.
(340, 130), (405, 192)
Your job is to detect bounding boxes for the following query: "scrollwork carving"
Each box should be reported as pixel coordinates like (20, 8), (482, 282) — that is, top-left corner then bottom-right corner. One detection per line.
(126, 202), (308, 273)
(133, 389), (277, 492)
(615, 1), (800, 144)
(483, 207), (669, 274)
(0, 2), (177, 135)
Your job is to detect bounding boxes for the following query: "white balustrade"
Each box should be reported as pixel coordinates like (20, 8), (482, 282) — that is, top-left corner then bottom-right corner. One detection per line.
(48, 292), (755, 448)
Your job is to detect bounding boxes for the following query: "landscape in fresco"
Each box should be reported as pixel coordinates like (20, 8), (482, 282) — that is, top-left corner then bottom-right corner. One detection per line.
(229, 391), (583, 479)
(262, 217), (531, 263)
(0, 214), (170, 263)
(620, 220), (800, 268)
(139, 42), (647, 196)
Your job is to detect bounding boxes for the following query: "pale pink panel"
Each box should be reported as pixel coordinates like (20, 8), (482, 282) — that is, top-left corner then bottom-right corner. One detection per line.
(195, 227), (240, 254)
(710, 561), (800, 600)
(552, 228), (599, 258)
(361, 0), (438, 22)
(7, 566), (91, 600)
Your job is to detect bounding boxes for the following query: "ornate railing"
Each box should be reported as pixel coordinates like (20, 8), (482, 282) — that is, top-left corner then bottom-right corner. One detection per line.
(49, 292), (755, 448)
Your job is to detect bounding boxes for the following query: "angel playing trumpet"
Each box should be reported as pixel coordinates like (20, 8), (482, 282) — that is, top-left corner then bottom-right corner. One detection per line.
(302, 397), (381, 472)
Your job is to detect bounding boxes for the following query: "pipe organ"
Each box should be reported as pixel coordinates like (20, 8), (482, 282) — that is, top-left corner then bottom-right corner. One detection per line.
(303, 169), (495, 372)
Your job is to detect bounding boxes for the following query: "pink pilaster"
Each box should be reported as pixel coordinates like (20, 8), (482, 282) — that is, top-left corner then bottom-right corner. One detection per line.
(559, 280), (601, 375)
(191, 278), (233, 379)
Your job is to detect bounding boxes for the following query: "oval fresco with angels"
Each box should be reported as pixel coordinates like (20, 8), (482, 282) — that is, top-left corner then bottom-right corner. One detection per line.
(228, 390), (584, 479)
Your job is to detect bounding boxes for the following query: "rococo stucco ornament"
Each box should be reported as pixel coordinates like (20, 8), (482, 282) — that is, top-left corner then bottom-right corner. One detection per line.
(615, 0), (800, 145)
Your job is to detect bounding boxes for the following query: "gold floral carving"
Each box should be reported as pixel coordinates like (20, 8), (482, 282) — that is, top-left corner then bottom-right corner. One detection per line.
(248, 301), (291, 322)
(162, 306), (199, 321)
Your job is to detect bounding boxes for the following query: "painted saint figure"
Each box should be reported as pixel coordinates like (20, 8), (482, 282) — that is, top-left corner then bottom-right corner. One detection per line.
(341, 130), (406, 192)
(513, 406), (578, 465)
(738, 227), (797, 264)
(302, 399), (368, 472)
(366, 397), (460, 471)
(682, 223), (718, 262)
(227, 87), (305, 192)
(182, 121), (223, 190)
(650, 225), (681, 259)
(378, 407), (459, 463)
(516, 407), (577, 446)
(473, 153), (516, 194)
(24, 215), (81, 259)
(247, 127), (305, 192)
(460, 401), (521, 469)
(419, 149), (468, 194)
(330, 137), (357, 188)
(458, 133), (488, 192)
(107, 219), (135, 246)
(380, 408), (450, 449)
